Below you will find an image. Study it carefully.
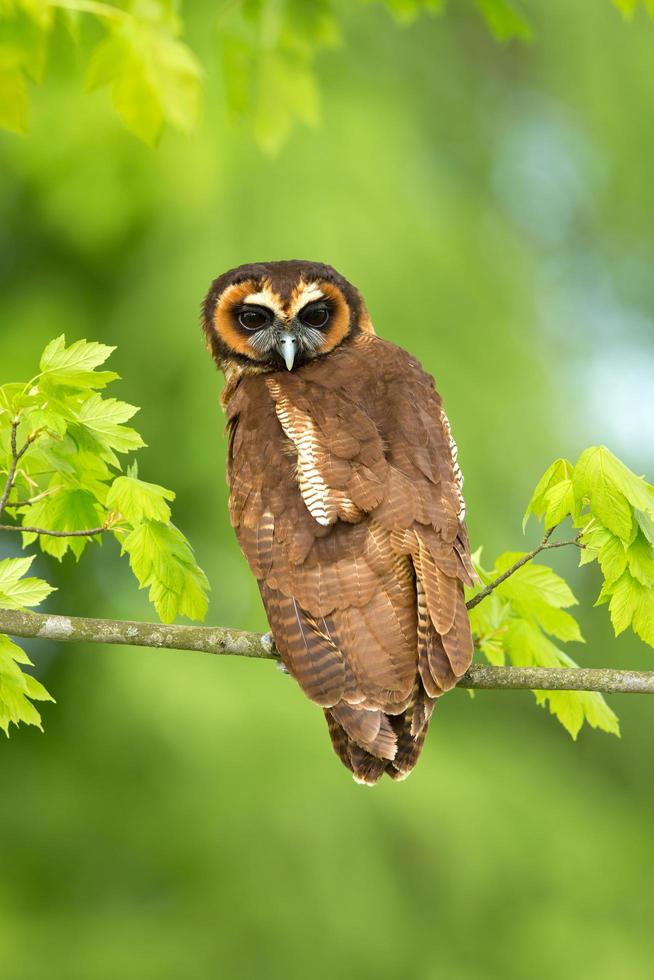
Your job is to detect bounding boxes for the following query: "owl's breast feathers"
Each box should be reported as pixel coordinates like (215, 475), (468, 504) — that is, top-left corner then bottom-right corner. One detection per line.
(226, 334), (474, 783)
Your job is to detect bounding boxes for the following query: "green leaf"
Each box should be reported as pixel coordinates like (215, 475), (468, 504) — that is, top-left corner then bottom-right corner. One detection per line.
(376, 0), (444, 24)
(0, 67), (28, 134)
(0, 555), (55, 609)
(113, 58), (164, 146)
(596, 529), (628, 585)
(89, 22), (201, 145)
(495, 554), (578, 608)
(521, 601), (584, 643)
(121, 520), (209, 623)
(18, 0), (54, 31)
(505, 620), (619, 739)
(21, 398), (70, 439)
(0, 634), (54, 735)
(468, 590), (511, 665)
(106, 475), (175, 525)
(543, 479), (577, 529)
(39, 335), (118, 389)
(632, 589), (654, 646)
(74, 393), (145, 455)
(626, 533), (654, 586)
(523, 458), (573, 530)
(606, 570), (642, 636)
(573, 446), (654, 544)
(612, 0), (640, 18)
(475, 0), (532, 42)
(253, 51), (319, 154)
(64, 450), (114, 503)
(533, 689), (621, 740)
(23, 488), (105, 560)
(636, 508), (654, 547)
(144, 32), (200, 133)
(86, 34), (130, 91)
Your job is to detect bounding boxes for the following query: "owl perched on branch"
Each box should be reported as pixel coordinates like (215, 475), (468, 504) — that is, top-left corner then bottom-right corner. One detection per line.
(202, 260), (474, 784)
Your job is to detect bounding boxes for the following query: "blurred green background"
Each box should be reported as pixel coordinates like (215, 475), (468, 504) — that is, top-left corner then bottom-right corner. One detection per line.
(2, 2), (654, 978)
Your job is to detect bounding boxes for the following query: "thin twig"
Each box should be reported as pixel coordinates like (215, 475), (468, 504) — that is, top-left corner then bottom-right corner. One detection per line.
(465, 527), (583, 611)
(0, 608), (651, 694)
(4, 487), (60, 510)
(0, 525), (108, 537)
(0, 423), (40, 518)
(0, 421), (19, 516)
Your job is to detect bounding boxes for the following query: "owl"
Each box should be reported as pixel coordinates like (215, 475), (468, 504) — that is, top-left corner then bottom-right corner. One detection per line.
(202, 260), (474, 784)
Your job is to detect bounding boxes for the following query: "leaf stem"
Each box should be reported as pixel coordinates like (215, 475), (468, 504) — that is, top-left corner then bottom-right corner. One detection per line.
(4, 487), (60, 510)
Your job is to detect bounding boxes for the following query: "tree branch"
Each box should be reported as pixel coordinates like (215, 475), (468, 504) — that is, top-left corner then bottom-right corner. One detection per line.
(466, 526), (583, 611)
(0, 423), (41, 518)
(0, 421), (20, 516)
(1, 608), (652, 694)
(0, 525), (108, 537)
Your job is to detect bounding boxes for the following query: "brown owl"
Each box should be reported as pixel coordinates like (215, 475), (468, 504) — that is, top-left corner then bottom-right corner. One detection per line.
(202, 260), (474, 784)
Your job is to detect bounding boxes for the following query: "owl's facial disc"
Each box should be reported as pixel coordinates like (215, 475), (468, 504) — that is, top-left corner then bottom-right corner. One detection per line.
(232, 298), (333, 371)
(207, 273), (359, 374)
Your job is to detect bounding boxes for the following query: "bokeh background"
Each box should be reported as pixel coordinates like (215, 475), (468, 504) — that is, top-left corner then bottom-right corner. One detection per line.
(2, 2), (654, 978)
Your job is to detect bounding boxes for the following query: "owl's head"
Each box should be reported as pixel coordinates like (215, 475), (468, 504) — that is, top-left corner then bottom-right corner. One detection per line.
(202, 260), (373, 377)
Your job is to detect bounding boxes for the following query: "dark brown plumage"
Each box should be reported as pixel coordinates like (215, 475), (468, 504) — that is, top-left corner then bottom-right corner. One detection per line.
(202, 260), (474, 784)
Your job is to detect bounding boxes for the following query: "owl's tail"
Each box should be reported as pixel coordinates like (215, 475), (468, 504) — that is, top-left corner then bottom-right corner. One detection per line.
(324, 686), (435, 785)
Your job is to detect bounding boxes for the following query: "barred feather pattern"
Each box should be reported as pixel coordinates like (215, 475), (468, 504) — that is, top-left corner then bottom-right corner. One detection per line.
(225, 333), (474, 783)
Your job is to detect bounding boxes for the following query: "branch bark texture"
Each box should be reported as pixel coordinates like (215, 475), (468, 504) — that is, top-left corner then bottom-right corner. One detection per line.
(2, 608), (652, 695)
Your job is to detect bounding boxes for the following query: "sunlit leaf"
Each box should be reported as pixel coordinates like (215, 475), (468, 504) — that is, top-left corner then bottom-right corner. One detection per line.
(495, 554), (578, 608)
(23, 488), (105, 560)
(39, 335), (118, 389)
(475, 0), (532, 42)
(0, 555), (56, 609)
(0, 634), (54, 736)
(0, 67), (28, 134)
(74, 393), (144, 455)
(523, 458), (574, 531)
(106, 475), (175, 525)
(120, 519), (209, 623)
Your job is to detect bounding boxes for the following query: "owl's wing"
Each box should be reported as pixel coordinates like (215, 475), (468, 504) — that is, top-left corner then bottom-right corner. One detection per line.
(226, 338), (474, 776)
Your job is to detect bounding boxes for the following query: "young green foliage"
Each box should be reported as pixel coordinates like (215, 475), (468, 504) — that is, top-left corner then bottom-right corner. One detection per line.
(612, 0), (654, 20)
(525, 446), (654, 651)
(0, 335), (209, 732)
(0, 556), (55, 734)
(468, 550), (620, 739)
(0, 0), (200, 143)
(217, 0), (336, 154)
(3, 0), (632, 149)
(485, 444), (654, 737)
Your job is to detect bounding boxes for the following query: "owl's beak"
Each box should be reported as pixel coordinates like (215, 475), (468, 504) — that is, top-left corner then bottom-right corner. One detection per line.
(277, 332), (297, 371)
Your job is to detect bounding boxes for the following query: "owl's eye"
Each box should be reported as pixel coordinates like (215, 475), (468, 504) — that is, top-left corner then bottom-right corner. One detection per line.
(238, 306), (272, 331)
(299, 303), (330, 329)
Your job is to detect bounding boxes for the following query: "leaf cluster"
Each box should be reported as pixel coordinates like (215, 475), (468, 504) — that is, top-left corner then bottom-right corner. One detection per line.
(525, 448), (654, 650)
(0, 557), (54, 734)
(469, 446), (654, 739)
(0, 335), (209, 733)
(7, 0), (644, 149)
(469, 548), (620, 740)
(0, 0), (201, 144)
